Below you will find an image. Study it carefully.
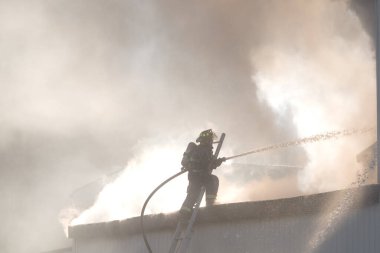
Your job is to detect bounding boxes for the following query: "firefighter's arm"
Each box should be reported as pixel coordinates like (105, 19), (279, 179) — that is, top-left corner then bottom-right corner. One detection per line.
(211, 157), (226, 169)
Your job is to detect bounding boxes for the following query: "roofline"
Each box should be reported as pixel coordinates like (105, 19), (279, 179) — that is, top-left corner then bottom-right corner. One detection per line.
(40, 247), (72, 253)
(69, 184), (380, 239)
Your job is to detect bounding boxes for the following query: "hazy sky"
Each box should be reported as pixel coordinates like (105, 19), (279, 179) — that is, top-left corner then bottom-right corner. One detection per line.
(0, 0), (376, 252)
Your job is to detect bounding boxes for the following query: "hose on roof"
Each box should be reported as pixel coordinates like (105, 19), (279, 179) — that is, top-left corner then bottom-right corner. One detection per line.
(140, 169), (188, 253)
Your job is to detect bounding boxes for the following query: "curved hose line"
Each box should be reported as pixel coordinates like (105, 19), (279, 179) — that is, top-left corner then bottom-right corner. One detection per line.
(140, 169), (188, 253)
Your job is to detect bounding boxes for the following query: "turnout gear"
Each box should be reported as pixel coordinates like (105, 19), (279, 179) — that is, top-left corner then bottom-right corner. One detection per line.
(182, 141), (213, 173)
(212, 157), (226, 168)
(179, 130), (225, 219)
(170, 132), (225, 253)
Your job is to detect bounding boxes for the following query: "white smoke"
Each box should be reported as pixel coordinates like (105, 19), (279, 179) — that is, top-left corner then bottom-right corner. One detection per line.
(251, 0), (376, 193)
(70, 129), (238, 225)
(59, 208), (80, 236)
(66, 0), (376, 228)
(70, 139), (186, 225)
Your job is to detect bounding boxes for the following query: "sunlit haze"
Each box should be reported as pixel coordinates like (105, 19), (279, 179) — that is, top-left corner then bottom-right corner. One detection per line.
(0, 0), (376, 252)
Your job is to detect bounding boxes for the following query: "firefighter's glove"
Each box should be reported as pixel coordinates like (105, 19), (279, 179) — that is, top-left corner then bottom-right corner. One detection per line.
(214, 157), (226, 168)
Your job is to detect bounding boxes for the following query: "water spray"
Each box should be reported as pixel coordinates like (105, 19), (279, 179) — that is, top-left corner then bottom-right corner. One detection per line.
(231, 162), (303, 170)
(308, 153), (377, 252)
(225, 127), (375, 161)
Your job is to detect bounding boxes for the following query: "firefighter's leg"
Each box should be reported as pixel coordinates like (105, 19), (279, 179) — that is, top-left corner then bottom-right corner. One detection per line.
(179, 180), (202, 220)
(205, 175), (219, 206)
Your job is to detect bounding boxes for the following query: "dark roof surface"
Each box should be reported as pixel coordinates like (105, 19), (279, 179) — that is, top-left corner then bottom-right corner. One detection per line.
(69, 184), (380, 239)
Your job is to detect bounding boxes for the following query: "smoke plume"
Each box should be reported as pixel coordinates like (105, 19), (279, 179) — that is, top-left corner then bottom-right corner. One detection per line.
(0, 0), (376, 252)
(69, 0), (376, 225)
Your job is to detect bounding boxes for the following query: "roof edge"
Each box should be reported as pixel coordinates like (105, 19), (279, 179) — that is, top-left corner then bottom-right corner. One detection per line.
(69, 184), (380, 239)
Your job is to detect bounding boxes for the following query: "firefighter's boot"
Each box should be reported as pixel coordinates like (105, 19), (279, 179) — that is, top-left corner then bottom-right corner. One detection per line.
(206, 195), (217, 206)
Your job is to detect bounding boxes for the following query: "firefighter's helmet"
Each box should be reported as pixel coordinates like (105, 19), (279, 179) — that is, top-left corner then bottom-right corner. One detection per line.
(196, 129), (217, 143)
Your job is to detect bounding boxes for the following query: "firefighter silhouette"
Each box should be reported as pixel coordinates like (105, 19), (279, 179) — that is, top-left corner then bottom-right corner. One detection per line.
(179, 129), (225, 220)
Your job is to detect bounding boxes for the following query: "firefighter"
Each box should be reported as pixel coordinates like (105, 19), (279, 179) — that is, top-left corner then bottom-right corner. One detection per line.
(179, 129), (225, 220)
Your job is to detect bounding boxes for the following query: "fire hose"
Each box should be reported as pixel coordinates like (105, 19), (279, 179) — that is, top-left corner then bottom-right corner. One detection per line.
(140, 169), (188, 253)
(140, 127), (374, 252)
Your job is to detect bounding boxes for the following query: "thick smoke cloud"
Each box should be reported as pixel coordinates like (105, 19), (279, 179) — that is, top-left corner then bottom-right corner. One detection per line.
(71, 0), (376, 225)
(0, 0), (375, 252)
(250, 0), (376, 192)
